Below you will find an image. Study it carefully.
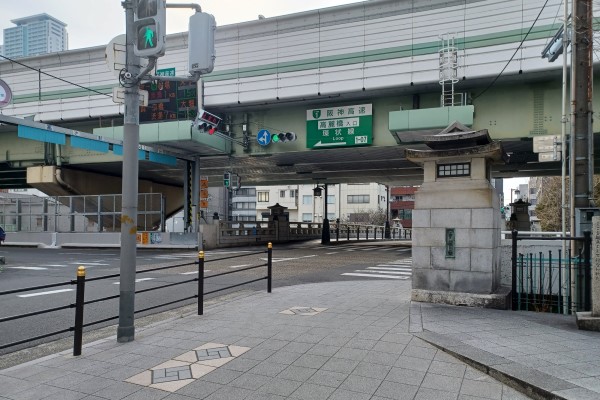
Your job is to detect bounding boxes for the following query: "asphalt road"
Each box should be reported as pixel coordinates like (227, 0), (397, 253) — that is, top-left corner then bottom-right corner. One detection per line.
(0, 241), (412, 359)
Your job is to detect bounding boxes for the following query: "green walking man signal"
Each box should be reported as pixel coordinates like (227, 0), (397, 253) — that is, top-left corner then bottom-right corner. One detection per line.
(143, 26), (155, 48)
(133, 0), (166, 57)
(224, 172), (231, 188)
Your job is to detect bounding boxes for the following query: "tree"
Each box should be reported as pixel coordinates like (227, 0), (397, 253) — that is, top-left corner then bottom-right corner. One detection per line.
(534, 177), (565, 232)
(535, 175), (600, 232)
(339, 207), (388, 225)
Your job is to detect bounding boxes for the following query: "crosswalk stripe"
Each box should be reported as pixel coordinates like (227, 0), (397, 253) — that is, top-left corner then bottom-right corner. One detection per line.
(8, 266), (48, 271)
(356, 269), (410, 275)
(369, 267), (412, 273)
(341, 273), (409, 280)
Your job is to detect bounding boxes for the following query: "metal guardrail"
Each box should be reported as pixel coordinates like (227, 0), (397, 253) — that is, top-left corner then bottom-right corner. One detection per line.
(0, 244), (273, 356)
(198, 244), (272, 315)
(0, 193), (164, 233)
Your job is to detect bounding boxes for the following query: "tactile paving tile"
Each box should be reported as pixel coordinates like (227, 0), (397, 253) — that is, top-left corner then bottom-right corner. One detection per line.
(279, 306), (328, 316)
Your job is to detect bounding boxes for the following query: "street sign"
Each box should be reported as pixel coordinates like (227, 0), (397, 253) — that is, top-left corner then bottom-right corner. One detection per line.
(306, 104), (372, 148)
(0, 79), (13, 108)
(156, 67), (175, 77)
(539, 152), (561, 162)
(200, 176), (209, 210)
(113, 87), (148, 106)
(533, 135), (559, 153)
(257, 129), (271, 146)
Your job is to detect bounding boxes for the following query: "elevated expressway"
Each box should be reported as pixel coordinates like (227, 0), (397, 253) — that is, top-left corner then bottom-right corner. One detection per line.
(0, 0), (598, 211)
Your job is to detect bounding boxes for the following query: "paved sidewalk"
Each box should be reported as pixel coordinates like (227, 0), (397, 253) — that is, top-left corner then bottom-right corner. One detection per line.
(1, 280), (598, 400)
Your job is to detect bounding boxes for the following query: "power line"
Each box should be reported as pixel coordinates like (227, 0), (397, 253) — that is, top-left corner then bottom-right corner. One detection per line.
(472, 0), (551, 101)
(0, 54), (112, 98)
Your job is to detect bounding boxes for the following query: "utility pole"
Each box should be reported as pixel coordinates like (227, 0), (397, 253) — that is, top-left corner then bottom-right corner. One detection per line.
(118, 0), (141, 342)
(570, 0), (594, 246)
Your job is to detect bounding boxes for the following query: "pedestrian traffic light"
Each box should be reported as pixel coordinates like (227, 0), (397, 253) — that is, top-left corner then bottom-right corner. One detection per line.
(223, 172), (231, 188)
(134, 0), (166, 57)
(194, 109), (222, 134)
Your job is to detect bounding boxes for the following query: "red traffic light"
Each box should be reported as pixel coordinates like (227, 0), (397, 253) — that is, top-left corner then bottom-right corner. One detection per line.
(208, 127), (216, 135)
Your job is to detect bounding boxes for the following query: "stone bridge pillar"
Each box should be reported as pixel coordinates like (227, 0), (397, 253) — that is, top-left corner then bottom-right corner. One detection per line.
(406, 123), (510, 309)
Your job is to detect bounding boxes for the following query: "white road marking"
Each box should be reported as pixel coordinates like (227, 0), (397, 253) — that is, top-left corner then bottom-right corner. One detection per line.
(262, 255), (317, 263)
(69, 262), (109, 266)
(8, 266), (48, 271)
(325, 252), (338, 255)
(229, 264), (251, 269)
(18, 289), (74, 298)
(113, 278), (156, 284)
(355, 269), (411, 275)
(180, 270), (211, 275)
(341, 273), (408, 280)
(41, 264), (69, 267)
(369, 267), (412, 274)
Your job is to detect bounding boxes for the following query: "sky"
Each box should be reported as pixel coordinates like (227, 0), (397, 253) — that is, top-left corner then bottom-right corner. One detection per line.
(0, 0), (365, 50)
(503, 177), (529, 206)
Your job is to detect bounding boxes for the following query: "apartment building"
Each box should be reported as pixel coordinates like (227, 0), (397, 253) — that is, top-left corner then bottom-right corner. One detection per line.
(3, 14), (68, 58)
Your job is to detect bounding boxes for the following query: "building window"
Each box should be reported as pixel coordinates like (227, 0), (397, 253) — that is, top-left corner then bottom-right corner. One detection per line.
(302, 213), (313, 222)
(233, 202), (256, 210)
(236, 188), (256, 196)
(327, 195), (335, 204)
(398, 209), (413, 219)
(257, 191), (269, 202)
(302, 195), (312, 205)
(280, 190), (286, 198)
(290, 190), (296, 198)
(437, 162), (470, 177)
(327, 213), (336, 220)
(347, 195), (370, 204)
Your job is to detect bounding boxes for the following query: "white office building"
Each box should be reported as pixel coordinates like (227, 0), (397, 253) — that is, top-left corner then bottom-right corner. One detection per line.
(251, 183), (388, 223)
(3, 14), (68, 59)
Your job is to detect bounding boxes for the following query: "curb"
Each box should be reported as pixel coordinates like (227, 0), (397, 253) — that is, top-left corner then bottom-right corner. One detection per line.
(414, 331), (594, 400)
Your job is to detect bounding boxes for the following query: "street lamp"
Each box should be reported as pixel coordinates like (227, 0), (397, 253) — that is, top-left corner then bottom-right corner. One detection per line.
(313, 183), (330, 244)
(511, 188), (521, 203)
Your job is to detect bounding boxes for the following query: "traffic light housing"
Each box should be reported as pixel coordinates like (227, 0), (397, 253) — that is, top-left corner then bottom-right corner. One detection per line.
(271, 132), (297, 143)
(223, 172), (231, 188)
(134, 0), (166, 57)
(188, 12), (217, 74)
(194, 109), (222, 134)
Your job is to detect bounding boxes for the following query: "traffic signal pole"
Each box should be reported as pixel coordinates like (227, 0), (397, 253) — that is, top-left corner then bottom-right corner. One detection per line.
(118, 0), (142, 343)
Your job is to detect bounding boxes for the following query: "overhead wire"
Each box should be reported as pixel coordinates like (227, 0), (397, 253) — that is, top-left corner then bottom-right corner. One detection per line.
(0, 53), (112, 98)
(472, 0), (551, 100)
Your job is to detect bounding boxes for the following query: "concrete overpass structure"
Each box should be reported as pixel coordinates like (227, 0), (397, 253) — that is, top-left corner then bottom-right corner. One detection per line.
(0, 0), (598, 210)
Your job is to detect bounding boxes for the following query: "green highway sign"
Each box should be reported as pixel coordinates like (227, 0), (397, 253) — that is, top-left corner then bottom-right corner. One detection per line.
(306, 104), (372, 148)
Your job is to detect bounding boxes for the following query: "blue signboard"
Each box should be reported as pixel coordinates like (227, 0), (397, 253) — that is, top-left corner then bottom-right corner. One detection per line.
(257, 129), (271, 146)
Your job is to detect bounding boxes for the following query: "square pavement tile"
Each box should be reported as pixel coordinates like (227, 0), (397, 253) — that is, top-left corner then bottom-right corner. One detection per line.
(279, 306), (328, 316)
(126, 360), (215, 392)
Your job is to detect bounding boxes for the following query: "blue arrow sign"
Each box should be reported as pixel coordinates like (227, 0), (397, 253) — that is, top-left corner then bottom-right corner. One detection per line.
(257, 129), (271, 146)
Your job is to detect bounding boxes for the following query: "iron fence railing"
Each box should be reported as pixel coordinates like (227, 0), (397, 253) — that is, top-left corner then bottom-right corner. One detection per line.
(511, 230), (591, 314)
(0, 244), (273, 356)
